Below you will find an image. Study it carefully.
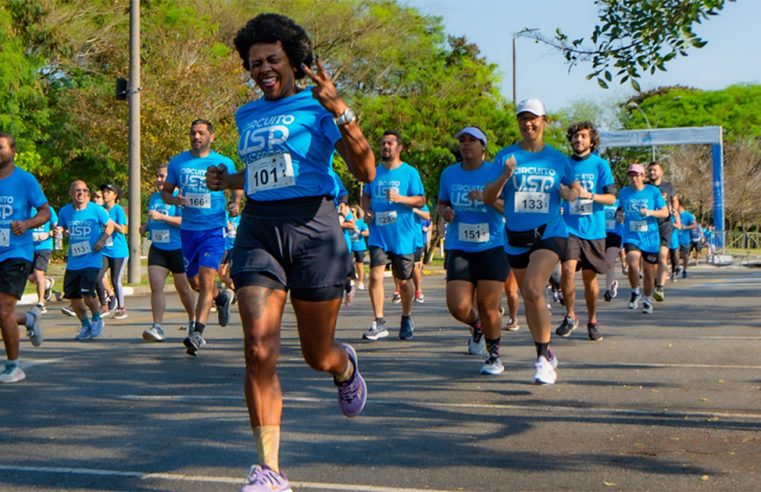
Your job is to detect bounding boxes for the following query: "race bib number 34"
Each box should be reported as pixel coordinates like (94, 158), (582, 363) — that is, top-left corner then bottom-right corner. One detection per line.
(569, 199), (593, 215)
(515, 191), (549, 214)
(458, 223), (489, 243)
(247, 153), (295, 193)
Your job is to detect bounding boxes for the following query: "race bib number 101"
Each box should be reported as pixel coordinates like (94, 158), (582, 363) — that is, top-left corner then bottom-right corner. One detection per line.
(247, 153), (295, 193)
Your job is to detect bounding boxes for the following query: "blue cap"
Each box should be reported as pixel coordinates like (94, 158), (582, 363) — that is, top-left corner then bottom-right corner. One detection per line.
(455, 127), (487, 146)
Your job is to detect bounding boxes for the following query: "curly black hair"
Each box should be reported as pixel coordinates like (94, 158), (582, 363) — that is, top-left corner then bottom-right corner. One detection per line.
(234, 13), (313, 79)
(566, 121), (600, 151)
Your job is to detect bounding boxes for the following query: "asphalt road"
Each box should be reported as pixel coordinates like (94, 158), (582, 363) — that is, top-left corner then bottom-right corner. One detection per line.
(1, 264), (760, 491)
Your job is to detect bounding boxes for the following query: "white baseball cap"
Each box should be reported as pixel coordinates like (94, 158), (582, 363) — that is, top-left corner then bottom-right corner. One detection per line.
(516, 98), (547, 117)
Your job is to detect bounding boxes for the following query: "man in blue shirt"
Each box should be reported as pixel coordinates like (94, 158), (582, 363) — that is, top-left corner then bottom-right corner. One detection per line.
(0, 132), (51, 383)
(141, 165), (197, 342)
(58, 179), (115, 341)
(163, 119), (242, 355)
(361, 131), (426, 341)
(556, 122), (616, 342)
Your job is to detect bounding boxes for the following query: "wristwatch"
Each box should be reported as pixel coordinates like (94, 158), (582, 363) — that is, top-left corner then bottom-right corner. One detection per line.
(334, 107), (356, 126)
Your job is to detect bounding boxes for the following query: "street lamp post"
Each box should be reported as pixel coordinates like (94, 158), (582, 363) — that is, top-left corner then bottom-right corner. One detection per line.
(512, 28), (539, 102)
(627, 102), (656, 162)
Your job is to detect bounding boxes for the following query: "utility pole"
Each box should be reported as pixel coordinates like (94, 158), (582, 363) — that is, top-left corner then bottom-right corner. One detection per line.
(127, 0), (141, 283)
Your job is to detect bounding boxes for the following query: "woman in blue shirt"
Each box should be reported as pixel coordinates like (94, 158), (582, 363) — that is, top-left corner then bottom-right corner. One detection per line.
(483, 98), (580, 386)
(439, 127), (507, 376)
(97, 183), (129, 319)
(205, 14), (375, 491)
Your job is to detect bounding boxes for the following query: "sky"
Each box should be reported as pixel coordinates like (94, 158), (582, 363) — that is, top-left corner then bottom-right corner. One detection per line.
(404, 0), (760, 116)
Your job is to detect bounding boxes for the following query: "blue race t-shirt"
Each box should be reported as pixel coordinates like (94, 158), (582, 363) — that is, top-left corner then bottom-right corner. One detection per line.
(365, 162), (426, 255)
(166, 150), (236, 231)
(350, 218), (368, 252)
(0, 167), (48, 262)
(679, 210), (696, 246)
(341, 208), (355, 252)
(58, 201), (112, 270)
(225, 213), (241, 251)
(32, 206), (58, 252)
(147, 191), (182, 251)
(103, 203), (129, 259)
(563, 154), (615, 240)
(670, 214), (679, 249)
(604, 201), (625, 237)
(617, 184), (666, 253)
(236, 88), (342, 201)
(438, 161), (505, 253)
(492, 144), (575, 255)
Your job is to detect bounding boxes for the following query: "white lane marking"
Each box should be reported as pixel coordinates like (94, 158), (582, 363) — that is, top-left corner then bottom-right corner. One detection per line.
(0, 464), (459, 492)
(119, 395), (761, 420)
(21, 358), (65, 368)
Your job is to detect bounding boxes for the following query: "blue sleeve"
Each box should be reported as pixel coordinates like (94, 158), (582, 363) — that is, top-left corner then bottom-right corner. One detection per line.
(224, 156), (237, 174)
(49, 207), (58, 226)
(438, 169), (450, 203)
(598, 160), (615, 190)
(98, 205), (111, 225)
(562, 159), (575, 186)
(116, 205), (128, 225)
(28, 174), (48, 209)
(319, 110), (342, 147)
(58, 209), (68, 228)
(166, 158), (179, 186)
(407, 167), (425, 197)
(654, 190), (667, 209)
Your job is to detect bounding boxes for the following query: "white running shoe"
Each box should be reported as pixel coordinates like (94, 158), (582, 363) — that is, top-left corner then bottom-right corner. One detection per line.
(362, 321), (389, 341)
(0, 363), (25, 383)
(610, 280), (618, 299)
(480, 355), (505, 375)
(642, 300), (654, 314)
(628, 292), (641, 310)
(533, 355), (557, 385)
(26, 305), (44, 347)
(467, 334), (486, 355)
(142, 325), (165, 342)
(504, 318), (520, 332)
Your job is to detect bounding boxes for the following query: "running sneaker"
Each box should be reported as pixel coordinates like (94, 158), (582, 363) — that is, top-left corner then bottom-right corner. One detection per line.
(183, 331), (206, 356)
(240, 465), (292, 492)
(334, 343), (367, 417)
(480, 355), (505, 375)
(0, 363), (25, 384)
(414, 291), (425, 303)
(467, 334), (486, 355)
(587, 322), (603, 342)
(61, 305), (76, 317)
(44, 277), (54, 302)
(35, 302), (47, 314)
(555, 315), (578, 337)
(653, 286), (665, 302)
(362, 321), (388, 341)
(504, 318), (520, 332)
(675, 266), (683, 276)
(26, 305), (43, 347)
(357, 281), (365, 290)
(107, 294), (117, 311)
(533, 355), (557, 385)
(399, 316), (414, 340)
(603, 289), (613, 302)
(552, 288), (564, 305)
(142, 325), (165, 342)
(642, 300), (654, 314)
(344, 282), (355, 306)
(610, 280), (618, 299)
(216, 290), (234, 327)
(113, 308), (128, 320)
(100, 308), (114, 319)
(90, 318), (104, 338)
(682, 270), (688, 279)
(628, 292), (641, 310)
(75, 323), (91, 341)
(391, 291), (401, 304)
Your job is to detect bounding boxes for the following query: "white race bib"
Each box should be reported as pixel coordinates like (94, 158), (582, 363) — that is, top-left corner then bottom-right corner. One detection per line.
(247, 153), (295, 193)
(151, 230), (170, 243)
(32, 232), (45, 242)
(0, 228), (9, 247)
(515, 191), (549, 214)
(71, 241), (92, 257)
(458, 223), (489, 243)
(375, 210), (397, 226)
(185, 192), (211, 209)
(606, 219), (616, 231)
(630, 220), (648, 233)
(105, 236), (114, 247)
(569, 199), (593, 215)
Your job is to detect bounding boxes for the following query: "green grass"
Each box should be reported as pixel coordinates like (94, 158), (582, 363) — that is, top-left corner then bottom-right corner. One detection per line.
(24, 257), (153, 295)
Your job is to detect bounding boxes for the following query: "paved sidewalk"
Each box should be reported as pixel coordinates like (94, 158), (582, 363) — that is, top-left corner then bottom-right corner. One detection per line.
(1, 264), (759, 491)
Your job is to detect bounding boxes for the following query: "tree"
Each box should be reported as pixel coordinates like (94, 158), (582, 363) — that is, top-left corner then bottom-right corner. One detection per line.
(532, 0), (735, 91)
